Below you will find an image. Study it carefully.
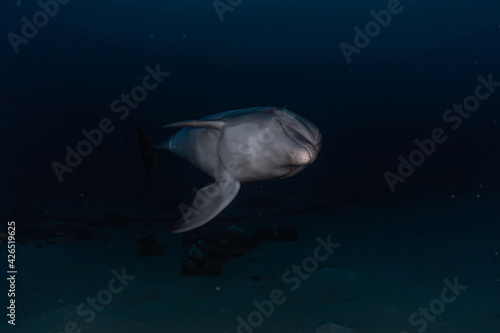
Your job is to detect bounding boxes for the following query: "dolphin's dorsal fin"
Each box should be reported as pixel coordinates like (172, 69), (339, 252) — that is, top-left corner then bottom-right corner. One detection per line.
(163, 120), (225, 130)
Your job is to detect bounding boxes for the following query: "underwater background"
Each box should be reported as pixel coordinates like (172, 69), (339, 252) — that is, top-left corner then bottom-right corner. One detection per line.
(1, 0), (500, 332)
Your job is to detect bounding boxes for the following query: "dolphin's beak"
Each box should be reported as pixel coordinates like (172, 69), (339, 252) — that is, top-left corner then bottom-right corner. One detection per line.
(289, 147), (312, 165)
(281, 124), (319, 164)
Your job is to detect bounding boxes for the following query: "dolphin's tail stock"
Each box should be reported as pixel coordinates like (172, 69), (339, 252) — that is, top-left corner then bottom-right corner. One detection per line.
(133, 126), (167, 183)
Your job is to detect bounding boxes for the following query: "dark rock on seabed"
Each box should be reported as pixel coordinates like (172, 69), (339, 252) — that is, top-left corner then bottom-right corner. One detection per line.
(180, 224), (298, 275)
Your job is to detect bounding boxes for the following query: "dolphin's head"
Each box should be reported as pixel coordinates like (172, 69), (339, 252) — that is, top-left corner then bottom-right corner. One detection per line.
(217, 107), (322, 182)
(268, 107), (322, 177)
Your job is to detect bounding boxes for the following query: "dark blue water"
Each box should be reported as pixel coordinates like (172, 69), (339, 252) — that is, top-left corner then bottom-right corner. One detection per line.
(1, 0), (498, 203)
(1, 1), (500, 332)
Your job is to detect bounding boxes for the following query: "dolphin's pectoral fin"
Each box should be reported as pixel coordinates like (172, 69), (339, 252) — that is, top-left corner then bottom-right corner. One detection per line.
(163, 120), (225, 130)
(170, 177), (241, 233)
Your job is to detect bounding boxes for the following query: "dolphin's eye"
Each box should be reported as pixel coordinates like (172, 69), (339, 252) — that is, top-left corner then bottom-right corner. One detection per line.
(268, 108), (276, 114)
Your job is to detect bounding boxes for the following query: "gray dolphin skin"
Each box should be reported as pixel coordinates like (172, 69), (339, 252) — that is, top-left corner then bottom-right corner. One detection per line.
(134, 107), (322, 233)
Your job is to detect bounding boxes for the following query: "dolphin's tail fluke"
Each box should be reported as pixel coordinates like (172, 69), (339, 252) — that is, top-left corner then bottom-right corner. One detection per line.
(133, 125), (164, 183)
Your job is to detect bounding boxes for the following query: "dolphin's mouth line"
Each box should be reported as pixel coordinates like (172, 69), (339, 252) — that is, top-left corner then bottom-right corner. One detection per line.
(284, 166), (294, 178)
(276, 118), (314, 160)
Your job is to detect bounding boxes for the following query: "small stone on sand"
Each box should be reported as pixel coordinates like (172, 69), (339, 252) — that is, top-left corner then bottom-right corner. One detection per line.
(315, 322), (355, 333)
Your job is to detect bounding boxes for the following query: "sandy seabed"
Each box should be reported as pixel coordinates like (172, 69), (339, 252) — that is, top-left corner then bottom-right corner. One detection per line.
(3, 189), (500, 333)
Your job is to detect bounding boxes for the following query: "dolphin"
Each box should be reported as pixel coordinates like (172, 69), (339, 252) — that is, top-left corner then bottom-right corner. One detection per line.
(134, 107), (322, 233)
